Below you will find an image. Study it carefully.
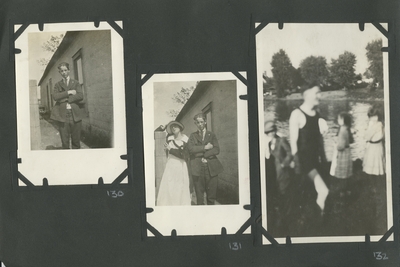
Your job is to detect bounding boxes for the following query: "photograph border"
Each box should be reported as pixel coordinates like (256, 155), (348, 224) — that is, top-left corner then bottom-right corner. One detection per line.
(13, 21), (129, 187)
(141, 71), (251, 237)
(254, 21), (394, 245)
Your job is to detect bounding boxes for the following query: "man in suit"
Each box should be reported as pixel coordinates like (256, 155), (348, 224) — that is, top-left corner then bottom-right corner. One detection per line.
(50, 62), (84, 149)
(188, 113), (224, 205)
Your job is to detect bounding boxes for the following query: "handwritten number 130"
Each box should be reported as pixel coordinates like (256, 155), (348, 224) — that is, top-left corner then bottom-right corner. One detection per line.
(107, 190), (124, 198)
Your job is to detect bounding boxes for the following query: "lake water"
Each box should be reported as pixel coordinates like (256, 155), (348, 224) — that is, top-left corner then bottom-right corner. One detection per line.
(264, 98), (385, 162)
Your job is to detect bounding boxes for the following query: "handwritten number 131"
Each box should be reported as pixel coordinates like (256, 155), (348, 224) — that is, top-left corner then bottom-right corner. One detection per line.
(229, 242), (242, 251)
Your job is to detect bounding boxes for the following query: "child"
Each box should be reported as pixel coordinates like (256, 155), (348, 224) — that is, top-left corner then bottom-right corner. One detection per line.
(363, 106), (385, 175)
(330, 112), (354, 179)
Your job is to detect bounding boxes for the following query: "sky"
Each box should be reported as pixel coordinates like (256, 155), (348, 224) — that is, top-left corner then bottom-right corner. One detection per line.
(256, 23), (387, 77)
(153, 81), (197, 128)
(28, 31), (66, 94)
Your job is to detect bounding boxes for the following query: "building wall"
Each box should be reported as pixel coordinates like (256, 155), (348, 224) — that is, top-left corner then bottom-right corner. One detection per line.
(178, 80), (239, 204)
(29, 80), (41, 150)
(40, 30), (113, 148)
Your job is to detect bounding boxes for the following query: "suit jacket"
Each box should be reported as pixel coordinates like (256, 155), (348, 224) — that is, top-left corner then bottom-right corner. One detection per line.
(187, 130), (224, 177)
(50, 78), (84, 123)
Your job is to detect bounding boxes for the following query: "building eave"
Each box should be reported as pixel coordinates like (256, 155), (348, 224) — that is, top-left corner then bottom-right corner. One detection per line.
(176, 81), (210, 122)
(38, 31), (78, 86)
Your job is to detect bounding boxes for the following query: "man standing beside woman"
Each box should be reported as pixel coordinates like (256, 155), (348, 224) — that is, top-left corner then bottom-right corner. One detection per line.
(157, 113), (224, 206)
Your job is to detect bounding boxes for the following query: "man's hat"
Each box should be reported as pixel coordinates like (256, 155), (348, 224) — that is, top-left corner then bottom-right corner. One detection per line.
(264, 120), (277, 134)
(166, 121), (184, 134)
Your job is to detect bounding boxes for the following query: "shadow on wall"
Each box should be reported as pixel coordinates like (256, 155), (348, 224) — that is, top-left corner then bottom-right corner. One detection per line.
(217, 180), (239, 204)
(81, 124), (112, 148)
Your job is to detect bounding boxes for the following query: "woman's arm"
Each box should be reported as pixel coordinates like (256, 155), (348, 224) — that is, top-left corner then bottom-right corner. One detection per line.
(168, 148), (185, 159)
(166, 140), (186, 159)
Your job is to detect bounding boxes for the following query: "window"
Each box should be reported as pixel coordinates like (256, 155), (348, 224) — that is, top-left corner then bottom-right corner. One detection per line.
(202, 102), (212, 132)
(72, 49), (84, 84)
(75, 57), (84, 84)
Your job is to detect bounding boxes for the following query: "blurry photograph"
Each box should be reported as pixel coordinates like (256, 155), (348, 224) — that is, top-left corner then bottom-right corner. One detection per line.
(257, 23), (392, 243)
(142, 72), (250, 236)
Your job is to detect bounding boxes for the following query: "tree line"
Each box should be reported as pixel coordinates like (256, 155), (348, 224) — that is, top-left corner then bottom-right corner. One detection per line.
(264, 39), (384, 97)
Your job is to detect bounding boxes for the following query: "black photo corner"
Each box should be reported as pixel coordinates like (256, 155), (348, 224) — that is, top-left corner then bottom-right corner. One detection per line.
(0, 0), (399, 267)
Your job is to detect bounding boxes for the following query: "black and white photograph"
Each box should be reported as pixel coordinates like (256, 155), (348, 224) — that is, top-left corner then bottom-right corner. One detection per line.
(142, 72), (250, 235)
(15, 22), (127, 185)
(256, 23), (392, 243)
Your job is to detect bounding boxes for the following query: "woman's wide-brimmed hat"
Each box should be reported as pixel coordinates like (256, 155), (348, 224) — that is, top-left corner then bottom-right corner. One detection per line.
(166, 121), (184, 134)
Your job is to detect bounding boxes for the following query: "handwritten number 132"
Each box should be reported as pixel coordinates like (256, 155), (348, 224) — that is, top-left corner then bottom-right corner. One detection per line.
(373, 252), (388, 260)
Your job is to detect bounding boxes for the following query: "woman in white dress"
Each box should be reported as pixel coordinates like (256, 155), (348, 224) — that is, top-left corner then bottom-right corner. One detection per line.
(157, 121), (191, 206)
(363, 106), (385, 176)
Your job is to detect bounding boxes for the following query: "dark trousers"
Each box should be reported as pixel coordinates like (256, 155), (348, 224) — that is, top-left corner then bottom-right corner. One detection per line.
(58, 110), (82, 149)
(193, 163), (218, 205)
